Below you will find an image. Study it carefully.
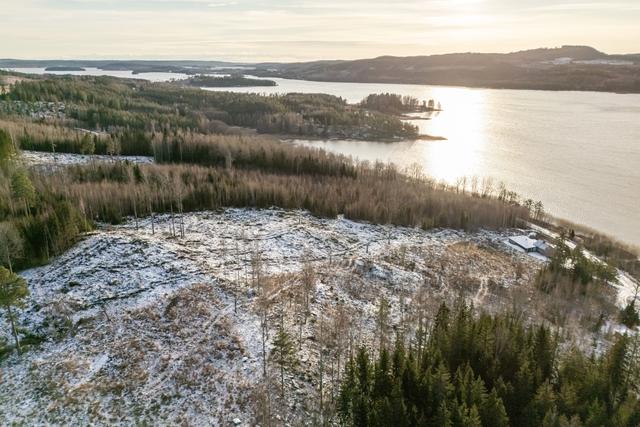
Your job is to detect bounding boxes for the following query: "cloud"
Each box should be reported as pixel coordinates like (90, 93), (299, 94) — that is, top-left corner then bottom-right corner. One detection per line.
(1, 0), (639, 60)
(527, 2), (640, 12)
(208, 1), (238, 7)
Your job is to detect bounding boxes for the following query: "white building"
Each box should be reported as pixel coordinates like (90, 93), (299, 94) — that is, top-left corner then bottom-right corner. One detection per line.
(508, 235), (554, 257)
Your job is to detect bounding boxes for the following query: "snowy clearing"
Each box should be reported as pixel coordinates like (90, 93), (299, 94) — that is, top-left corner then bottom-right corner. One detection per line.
(0, 209), (632, 425)
(21, 150), (154, 171)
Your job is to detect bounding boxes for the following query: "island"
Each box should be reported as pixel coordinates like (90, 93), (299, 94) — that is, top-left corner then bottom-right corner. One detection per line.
(184, 74), (277, 88)
(360, 93), (442, 115)
(44, 66), (86, 72)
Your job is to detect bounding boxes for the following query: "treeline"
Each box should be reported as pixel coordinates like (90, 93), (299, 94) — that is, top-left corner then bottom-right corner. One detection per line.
(338, 303), (640, 427)
(185, 75), (277, 87)
(47, 161), (527, 230)
(0, 119), (153, 156)
(360, 93), (441, 115)
(0, 153), (530, 270)
(0, 119), (112, 155)
(1, 75), (418, 140)
(361, 93), (422, 115)
(152, 131), (358, 177)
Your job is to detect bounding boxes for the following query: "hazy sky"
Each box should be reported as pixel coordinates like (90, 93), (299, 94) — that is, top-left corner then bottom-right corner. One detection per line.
(2, 0), (639, 61)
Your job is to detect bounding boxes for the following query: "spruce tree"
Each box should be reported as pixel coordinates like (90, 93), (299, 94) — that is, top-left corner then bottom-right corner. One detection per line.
(0, 267), (29, 354)
(619, 300), (639, 329)
(481, 388), (509, 427)
(270, 324), (297, 398)
(11, 168), (36, 215)
(0, 129), (15, 161)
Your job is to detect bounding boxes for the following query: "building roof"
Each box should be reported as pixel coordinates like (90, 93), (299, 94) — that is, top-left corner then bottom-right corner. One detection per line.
(509, 235), (538, 250)
(535, 240), (550, 250)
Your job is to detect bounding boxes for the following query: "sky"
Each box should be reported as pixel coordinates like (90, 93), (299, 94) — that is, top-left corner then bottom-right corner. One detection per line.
(2, 0), (640, 61)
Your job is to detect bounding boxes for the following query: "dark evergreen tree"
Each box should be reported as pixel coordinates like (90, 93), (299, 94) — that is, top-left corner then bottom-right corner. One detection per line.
(337, 303), (640, 427)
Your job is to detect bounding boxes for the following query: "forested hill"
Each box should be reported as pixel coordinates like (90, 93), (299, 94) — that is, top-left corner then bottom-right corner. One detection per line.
(3, 46), (640, 93)
(0, 75), (418, 141)
(252, 46), (640, 93)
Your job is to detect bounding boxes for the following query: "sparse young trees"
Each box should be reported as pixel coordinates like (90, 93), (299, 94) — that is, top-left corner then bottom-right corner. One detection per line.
(0, 267), (29, 354)
(300, 255), (316, 314)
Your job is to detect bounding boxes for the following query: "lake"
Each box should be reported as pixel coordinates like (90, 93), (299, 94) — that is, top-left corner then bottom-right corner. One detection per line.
(206, 79), (640, 247)
(5, 68), (640, 246)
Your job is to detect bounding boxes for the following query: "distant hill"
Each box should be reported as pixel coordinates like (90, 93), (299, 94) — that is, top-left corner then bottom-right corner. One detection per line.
(0, 59), (244, 75)
(2, 46), (639, 92)
(252, 46), (640, 93)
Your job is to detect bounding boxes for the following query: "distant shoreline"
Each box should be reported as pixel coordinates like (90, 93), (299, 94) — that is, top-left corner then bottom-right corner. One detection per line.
(279, 133), (447, 143)
(248, 72), (640, 95)
(44, 66), (86, 72)
(3, 64), (640, 95)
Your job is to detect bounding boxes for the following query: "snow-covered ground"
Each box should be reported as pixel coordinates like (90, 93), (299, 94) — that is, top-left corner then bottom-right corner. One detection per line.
(21, 150), (154, 170)
(0, 209), (633, 425)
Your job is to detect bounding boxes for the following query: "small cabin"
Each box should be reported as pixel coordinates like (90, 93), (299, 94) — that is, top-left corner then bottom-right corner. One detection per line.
(509, 235), (555, 257)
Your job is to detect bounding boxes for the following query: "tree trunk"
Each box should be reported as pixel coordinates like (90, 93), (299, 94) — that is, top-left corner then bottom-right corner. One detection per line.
(281, 364), (285, 398)
(234, 273), (239, 314)
(337, 352), (341, 397)
(6, 305), (21, 354)
(8, 129), (17, 152)
(170, 201), (175, 237)
(179, 204), (185, 238)
(7, 196), (15, 216)
(133, 198), (139, 231)
(5, 251), (12, 274)
(262, 310), (268, 378)
(299, 315), (303, 350)
(44, 225), (51, 261)
(319, 319), (324, 425)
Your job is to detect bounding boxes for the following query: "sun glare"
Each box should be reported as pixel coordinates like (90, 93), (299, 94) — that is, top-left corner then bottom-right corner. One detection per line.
(420, 87), (487, 183)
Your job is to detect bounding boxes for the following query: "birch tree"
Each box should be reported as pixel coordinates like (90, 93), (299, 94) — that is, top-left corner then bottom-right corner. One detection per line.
(0, 222), (23, 272)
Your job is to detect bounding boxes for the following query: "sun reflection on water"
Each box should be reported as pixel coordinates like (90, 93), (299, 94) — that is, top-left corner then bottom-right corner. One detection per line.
(416, 87), (488, 184)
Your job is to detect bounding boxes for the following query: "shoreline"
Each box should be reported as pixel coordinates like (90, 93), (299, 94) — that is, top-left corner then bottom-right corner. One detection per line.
(277, 133), (447, 143)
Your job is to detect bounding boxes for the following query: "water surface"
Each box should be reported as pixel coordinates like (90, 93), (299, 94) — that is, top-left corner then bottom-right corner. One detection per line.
(208, 78), (640, 246)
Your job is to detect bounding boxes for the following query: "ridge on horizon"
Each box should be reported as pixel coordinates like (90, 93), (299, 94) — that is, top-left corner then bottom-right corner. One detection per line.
(2, 45), (639, 64)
